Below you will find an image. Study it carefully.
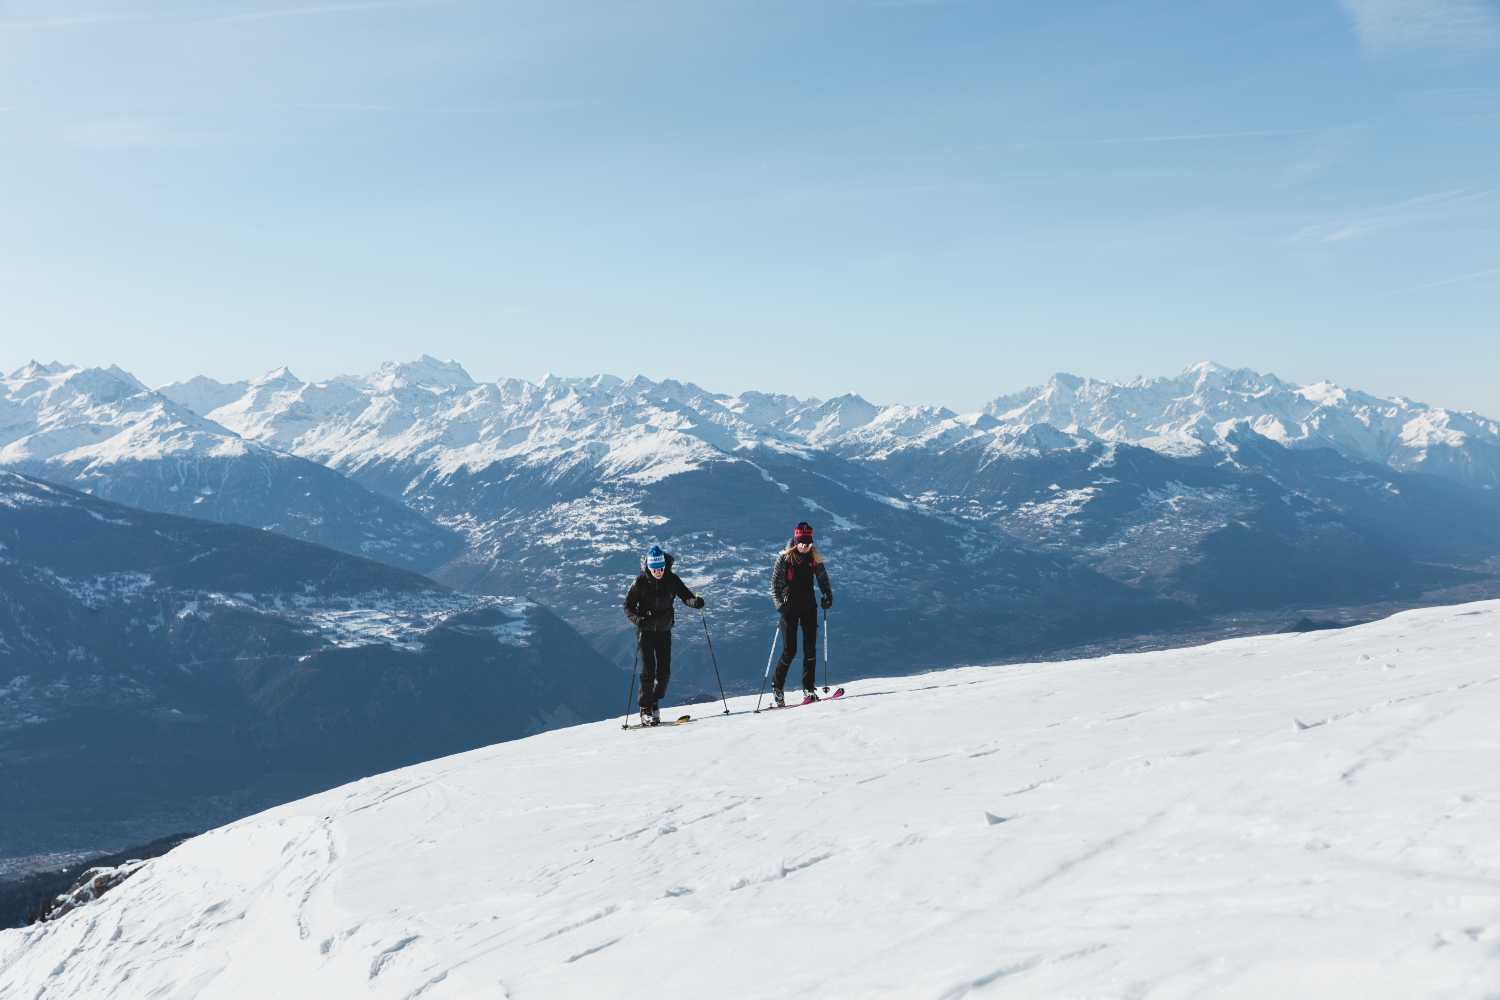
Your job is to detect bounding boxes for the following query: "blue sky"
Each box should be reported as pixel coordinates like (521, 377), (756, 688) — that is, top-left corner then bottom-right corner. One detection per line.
(2, 0), (1498, 415)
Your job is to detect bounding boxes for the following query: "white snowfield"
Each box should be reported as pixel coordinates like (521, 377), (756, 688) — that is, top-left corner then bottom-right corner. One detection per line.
(5, 602), (1500, 999)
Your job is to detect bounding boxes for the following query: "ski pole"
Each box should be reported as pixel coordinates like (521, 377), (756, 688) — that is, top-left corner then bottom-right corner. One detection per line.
(753, 619), (783, 714)
(699, 608), (730, 715)
(822, 607), (830, 694)
(621, 631), (641, 730)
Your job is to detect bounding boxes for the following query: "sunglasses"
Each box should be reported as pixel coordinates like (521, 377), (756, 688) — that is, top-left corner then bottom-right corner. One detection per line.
(795, 540), (813, 547)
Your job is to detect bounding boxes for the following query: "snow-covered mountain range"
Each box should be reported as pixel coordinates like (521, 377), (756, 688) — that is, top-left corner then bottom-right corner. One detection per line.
(156, 357), (1500, 669)
(8, 356), (1500, 686)
(157, 357), (1500, 489)
(0, 363), (463, 573)
(980, 362), (1500, 483)
(0, 471), (619, 863)
(5, 600), (1497, 998)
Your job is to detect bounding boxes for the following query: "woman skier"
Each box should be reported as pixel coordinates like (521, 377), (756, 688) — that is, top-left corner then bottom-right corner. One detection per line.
(770, 521), (833, 706)
(624, 544), (705, 726)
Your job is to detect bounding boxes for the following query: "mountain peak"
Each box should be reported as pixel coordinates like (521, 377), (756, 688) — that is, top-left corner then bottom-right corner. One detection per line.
(60, 364), (150, 398)
(7, 359), (73, 380)
(1181, 360), (1230, 377)
(371, 355), (476, 391)
(1176, 361), (1290, 396)
(252, 365), (302, 388)
(827, 392), (875, 410)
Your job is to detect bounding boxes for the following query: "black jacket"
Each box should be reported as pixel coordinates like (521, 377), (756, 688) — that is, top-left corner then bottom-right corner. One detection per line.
(771, 548), (832, 613)
(624, 552), (700, 632)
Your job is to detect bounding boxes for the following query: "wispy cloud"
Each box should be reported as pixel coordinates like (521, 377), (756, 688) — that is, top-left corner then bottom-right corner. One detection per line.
(1339, 0), (1500, 54)
(1002, 127), (1326, 153)
(212, 0), (456, 23)
(864, 0), (963, 7)
(1382, 265), (1500, 297)
(1279, 125), (1369, 186)
(1292, 189), (1499, 244)
(1067, 127), (1323, 147)
(292, 99), (568, 115)
(59, 117), (219, 151)
(0, 12), (152, 32)
(0, 1), (453, 32)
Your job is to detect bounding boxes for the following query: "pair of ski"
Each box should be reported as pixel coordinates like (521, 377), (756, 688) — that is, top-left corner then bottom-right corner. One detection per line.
(624, 687), (846, 730)
(759, 687), (845, 713)
(624, 714), (692, 731)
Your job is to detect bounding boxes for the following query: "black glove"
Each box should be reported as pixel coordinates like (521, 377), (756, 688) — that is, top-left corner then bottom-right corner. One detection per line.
(820, 594), (833, 610)
(637, 609), (654, 625)
(689, 596), (705, 609)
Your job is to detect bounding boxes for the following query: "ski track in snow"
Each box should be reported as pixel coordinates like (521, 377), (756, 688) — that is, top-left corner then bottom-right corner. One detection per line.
(4, 602), (1500, 998)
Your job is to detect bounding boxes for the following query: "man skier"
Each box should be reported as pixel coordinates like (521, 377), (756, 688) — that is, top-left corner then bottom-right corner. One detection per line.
(624, 544), (705, 726)
(770, 521), (833, 707)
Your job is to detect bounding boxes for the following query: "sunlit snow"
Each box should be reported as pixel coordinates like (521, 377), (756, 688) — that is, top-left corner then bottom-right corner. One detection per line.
(6, 601), (1496, 998)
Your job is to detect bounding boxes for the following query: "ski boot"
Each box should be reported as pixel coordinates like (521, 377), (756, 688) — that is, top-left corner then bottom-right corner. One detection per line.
(802, 690), (820, 705)
(771, 688), (785, 708)
(650, 705), (661, 726)
(639, 707), (654, 728)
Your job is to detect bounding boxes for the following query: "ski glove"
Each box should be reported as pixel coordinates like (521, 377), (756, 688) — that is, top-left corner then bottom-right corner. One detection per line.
(688, 596), (705, 609)
(820, 594), (833, 610)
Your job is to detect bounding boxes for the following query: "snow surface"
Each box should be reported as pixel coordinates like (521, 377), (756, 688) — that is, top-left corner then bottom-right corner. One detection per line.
(5, 601), (1499, 998)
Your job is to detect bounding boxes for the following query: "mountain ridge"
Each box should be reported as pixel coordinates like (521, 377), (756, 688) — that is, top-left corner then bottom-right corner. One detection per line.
(1, 363), (464, 572)
(11, 357), (1499, 688)
(155, 358), (1500, 490)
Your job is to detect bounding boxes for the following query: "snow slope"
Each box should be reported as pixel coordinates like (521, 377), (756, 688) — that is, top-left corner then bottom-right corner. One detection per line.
(5, 601), (1498, 998)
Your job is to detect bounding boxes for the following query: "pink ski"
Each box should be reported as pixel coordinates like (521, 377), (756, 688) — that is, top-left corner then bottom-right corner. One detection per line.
(762, 687), (844, 712)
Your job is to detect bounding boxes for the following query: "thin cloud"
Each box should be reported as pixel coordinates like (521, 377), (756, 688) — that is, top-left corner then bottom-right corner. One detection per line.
(292, 100), (566, 115)
(212, 0), (456, 23)
(0, 13), (153, 31)
(1292, 189), (1498, 244)
(1381, 265), (1500, 297)
(1279, 125), (1369, 186)
(1339, 0), (1500, 53)
(0, 1), (455, 31)
(1003, 127), (1326, 154)
(1069, 127), (1323, 147)
(59, 117), (218, 151)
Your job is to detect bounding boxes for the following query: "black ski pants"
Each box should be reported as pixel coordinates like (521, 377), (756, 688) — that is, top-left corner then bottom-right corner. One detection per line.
(774, 605), (818, 693)
(638, 630), (672, 709)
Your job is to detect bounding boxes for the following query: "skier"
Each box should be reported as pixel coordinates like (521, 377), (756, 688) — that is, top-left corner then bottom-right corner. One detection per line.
(770, 521), (833, 706)
(624, 544), (705, 727)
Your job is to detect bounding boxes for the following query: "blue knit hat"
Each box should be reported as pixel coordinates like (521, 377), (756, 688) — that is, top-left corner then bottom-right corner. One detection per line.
(646, 545), (666, 571)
